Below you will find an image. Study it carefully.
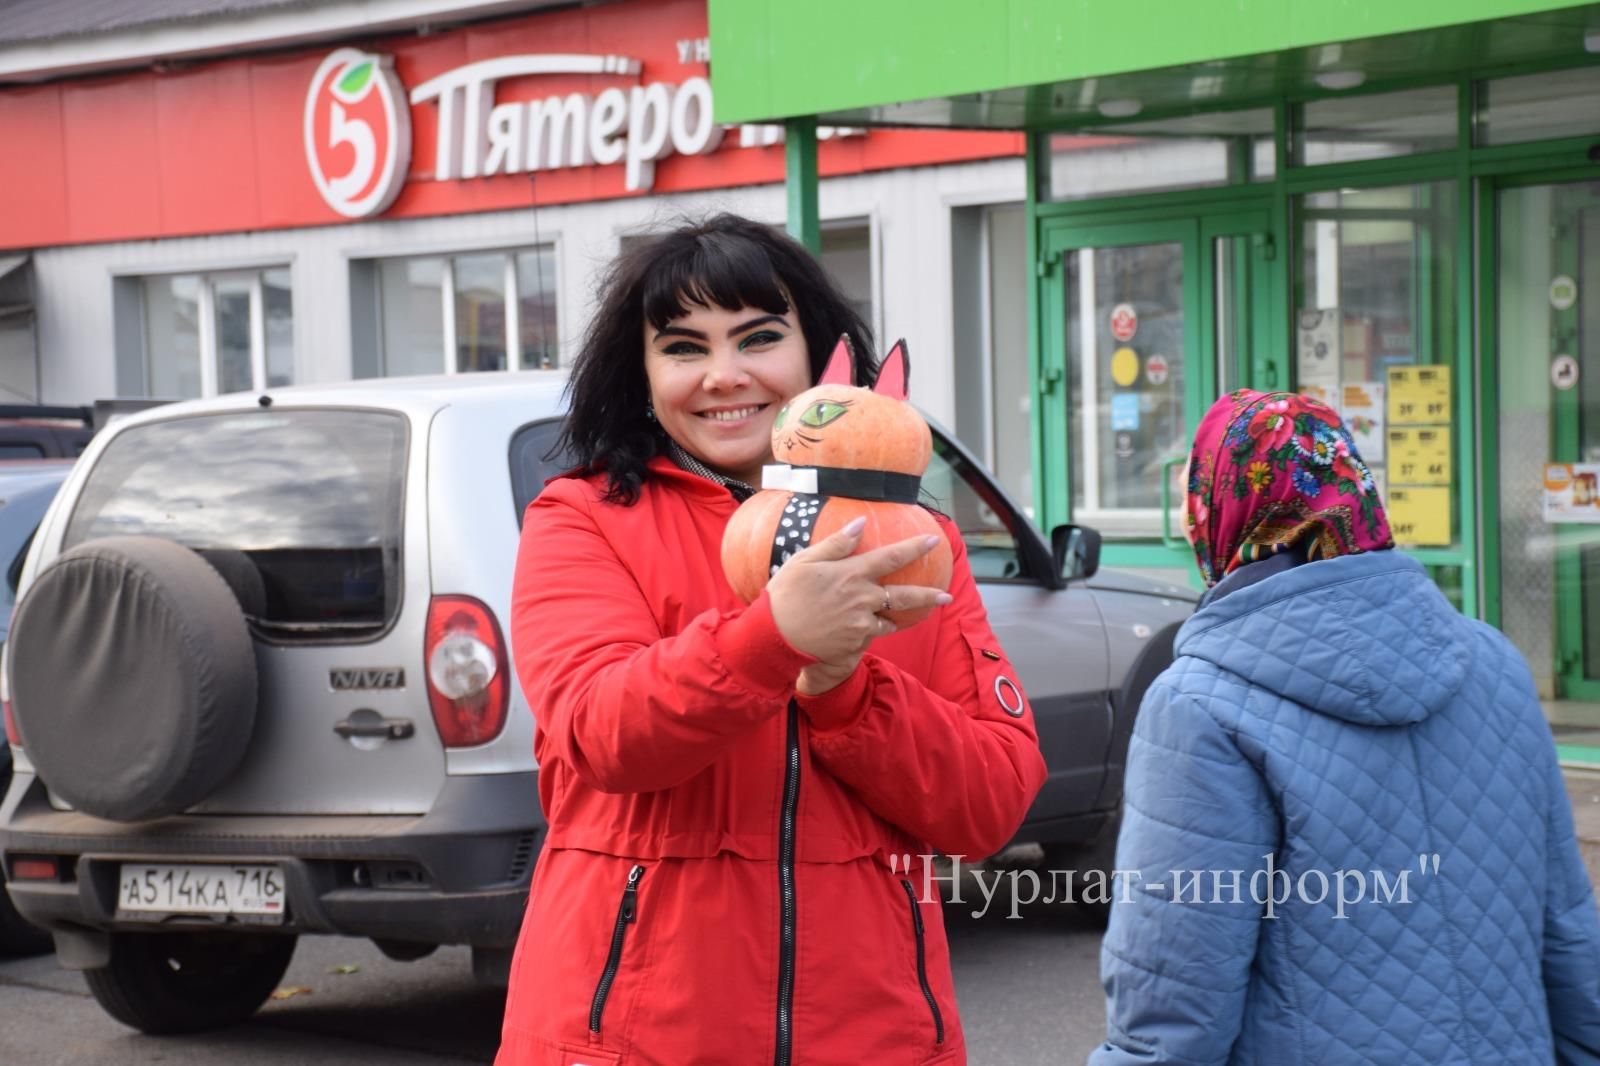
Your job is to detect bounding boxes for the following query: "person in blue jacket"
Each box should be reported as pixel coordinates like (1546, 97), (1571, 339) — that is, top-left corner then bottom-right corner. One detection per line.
(1091, 388), (1600, 1065)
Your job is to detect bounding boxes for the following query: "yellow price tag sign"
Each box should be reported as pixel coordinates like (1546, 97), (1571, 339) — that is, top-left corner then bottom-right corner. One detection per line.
(1386, 426), (1452, 486)
(1387, 365), (1451, 425)
(1387, 486), (1452, 547)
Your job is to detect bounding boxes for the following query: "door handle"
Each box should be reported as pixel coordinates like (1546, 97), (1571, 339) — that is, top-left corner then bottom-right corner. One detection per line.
(334, 714), (415, 740)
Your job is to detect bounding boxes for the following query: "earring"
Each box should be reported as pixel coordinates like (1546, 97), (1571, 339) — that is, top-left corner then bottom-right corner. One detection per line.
(645, 404), (656, 421)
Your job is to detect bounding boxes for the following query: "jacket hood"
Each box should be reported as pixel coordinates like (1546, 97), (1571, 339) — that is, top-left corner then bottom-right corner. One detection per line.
(1173, 551), (1469, 726)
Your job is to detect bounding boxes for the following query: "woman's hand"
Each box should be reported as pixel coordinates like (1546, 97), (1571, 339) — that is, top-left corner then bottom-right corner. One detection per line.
(767, 516), (952, 688)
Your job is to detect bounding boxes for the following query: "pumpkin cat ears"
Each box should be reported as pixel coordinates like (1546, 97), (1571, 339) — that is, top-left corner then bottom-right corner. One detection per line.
(818, 334), (910, 400)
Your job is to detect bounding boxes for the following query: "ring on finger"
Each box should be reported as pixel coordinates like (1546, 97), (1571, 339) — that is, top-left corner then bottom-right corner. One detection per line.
(881, 589), (893, 615)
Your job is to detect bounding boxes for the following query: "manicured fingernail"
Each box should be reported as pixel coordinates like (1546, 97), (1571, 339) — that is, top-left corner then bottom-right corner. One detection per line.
(936, 593), (954, 605)
(844, 517), (867, 535)
(923, 535), (941, 550)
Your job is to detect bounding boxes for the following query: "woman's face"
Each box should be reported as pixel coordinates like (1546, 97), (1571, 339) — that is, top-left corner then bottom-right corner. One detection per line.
(643, 302), (813, 487)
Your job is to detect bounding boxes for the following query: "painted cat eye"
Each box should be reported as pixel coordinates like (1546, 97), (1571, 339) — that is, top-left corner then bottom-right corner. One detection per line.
(799, 401), (848, 428)
(774, 402), (791, 430)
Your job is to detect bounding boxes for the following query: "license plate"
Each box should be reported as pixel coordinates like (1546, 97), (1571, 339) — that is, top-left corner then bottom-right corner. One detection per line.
(117, 864), (286, 923)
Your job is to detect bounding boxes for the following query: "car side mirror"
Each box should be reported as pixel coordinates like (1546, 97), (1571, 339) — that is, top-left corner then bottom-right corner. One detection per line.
(1051, 523), (1101, 581)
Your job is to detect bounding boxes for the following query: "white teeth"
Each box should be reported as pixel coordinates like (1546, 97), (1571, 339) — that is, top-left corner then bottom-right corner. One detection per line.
(704, 406), (761, 422)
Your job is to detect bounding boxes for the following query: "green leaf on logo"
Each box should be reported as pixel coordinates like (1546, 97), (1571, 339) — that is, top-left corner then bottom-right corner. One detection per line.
(338, 61), (373, 96)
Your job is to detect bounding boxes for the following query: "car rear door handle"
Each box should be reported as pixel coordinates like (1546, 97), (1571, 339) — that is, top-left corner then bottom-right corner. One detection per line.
(333, 714), (415, 740)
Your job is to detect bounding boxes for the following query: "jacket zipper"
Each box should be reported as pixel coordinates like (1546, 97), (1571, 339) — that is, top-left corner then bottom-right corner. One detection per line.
(775, 700), (801, 1066)
(900, 879), (945, 1045)
(589, 863), (645, 1035)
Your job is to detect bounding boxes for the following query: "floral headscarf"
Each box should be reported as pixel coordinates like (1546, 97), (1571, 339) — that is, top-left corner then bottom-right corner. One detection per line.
(1185, 389), (1392, 587)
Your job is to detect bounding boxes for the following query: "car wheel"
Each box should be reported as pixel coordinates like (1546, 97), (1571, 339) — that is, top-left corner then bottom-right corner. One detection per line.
(84, 930), (296, 1034)
(1041, 805), (1122, 924)
(8, 536), (259, 822)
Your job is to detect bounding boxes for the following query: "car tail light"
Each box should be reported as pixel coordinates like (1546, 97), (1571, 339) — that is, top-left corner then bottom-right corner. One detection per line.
(1, 648), (17, 748)
(424, 595), (510, 748)
(11, 857), (57, 881)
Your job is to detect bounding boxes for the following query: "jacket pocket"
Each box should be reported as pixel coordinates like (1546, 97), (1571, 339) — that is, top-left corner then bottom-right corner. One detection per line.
(588, 863), (645, 1036)
(899, 878), (945, 1045)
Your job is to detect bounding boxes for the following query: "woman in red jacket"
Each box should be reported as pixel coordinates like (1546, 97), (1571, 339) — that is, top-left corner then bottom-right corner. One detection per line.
(497, 214), (1046, 1066)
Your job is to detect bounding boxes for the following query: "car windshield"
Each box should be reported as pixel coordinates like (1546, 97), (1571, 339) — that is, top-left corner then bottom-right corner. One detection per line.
(63, 410), (407, 634)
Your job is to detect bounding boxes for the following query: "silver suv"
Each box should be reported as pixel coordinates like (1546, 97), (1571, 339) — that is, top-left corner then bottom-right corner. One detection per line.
(0, 372), (1192, 1033)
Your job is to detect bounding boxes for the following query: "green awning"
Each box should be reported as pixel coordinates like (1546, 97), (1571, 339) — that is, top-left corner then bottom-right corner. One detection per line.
(708, 0), (1600, 128)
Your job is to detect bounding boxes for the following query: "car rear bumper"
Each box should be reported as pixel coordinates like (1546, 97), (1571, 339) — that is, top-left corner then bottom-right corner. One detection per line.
(0, 768), (543, 953)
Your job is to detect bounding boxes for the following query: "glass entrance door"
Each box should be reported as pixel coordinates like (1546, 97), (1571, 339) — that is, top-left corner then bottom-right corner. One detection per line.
(1495, 178), (1600, 760)
(1039, 210), (1276, 580)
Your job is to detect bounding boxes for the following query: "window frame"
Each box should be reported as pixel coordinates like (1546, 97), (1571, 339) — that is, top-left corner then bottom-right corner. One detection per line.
(364, 242), (561, 378)
(127, 266), (294, 399)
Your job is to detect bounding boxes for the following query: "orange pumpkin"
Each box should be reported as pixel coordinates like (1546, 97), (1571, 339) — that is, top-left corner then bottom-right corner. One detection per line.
(720, 337), (952, 627)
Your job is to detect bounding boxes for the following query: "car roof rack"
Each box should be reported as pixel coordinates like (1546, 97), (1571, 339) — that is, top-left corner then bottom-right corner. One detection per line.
(0, 404), (93, 425)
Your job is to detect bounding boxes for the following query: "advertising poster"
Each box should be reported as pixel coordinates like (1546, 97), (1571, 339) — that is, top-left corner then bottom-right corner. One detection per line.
(1387, 486), (1452, 546)
(1297, 309), (1341, 395)
(1387, 365), (1452, 425)
(1110, 393), (1140, 431)
(1544, 463), (1600, 523)
(1386, 426), (1452, 486)
(1340, 382), (1385, 464)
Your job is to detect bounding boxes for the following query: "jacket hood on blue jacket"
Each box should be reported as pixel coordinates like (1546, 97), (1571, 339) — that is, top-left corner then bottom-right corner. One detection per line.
(1173, 550), (1469, 727)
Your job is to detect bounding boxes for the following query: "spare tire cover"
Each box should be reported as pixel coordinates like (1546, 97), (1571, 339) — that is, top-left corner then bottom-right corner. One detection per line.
(9, 536), (259, 822)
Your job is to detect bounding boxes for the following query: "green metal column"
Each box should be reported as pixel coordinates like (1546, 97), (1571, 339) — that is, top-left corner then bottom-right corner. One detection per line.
(785, 116), (821, 255)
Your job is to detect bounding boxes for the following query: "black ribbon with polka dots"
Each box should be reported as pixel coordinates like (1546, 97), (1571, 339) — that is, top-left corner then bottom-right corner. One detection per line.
(770, 494), (826, 578)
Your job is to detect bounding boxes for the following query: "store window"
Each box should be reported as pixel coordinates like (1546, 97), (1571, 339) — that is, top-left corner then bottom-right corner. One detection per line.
(360, 245), (558, 377)
(0, 256), (37, 403)
(1495, 181), (1600, 732)
(1065, 241), (1188, 537)
(1294, 182), (1460, 551)
(136, 268), (293, 398)
(1477, 65), (1600, 147)
(1044, 107), (1274, 202)
(1293, 86), (1457, 165)
(952, 203), (1032, 515)
(820, 222), (876, 334)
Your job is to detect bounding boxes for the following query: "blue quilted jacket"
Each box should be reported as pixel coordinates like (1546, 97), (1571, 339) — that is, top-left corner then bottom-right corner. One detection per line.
(1091, 550), (1600, 1065)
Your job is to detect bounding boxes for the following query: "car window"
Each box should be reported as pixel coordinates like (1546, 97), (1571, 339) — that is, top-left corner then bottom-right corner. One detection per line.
(510, 418), (576, 525)
(0, 443), (45, 459)
(921, 434), (1030, 582)
(63, 410), (407, 635)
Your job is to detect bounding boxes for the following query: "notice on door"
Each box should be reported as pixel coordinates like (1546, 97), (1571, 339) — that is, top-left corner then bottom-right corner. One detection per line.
(1387, 365), (1452, 425)
(1341, 382), (1385, 464)
(1387, 486), (1452, 546)
(1544, 463), (1600, 523)
(1297, 309), (1341, 398)
(1386, 426), (1452, 486)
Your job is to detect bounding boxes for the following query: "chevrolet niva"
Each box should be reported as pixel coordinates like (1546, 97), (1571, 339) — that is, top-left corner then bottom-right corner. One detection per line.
(0, 372), (1193, 1032)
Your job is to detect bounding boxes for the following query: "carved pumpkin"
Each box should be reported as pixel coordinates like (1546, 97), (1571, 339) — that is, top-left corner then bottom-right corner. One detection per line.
(720, 336), (953, 627)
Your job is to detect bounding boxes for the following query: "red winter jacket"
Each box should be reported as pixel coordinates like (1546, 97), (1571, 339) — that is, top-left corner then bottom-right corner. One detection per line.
(496, 458), (1046, 1066)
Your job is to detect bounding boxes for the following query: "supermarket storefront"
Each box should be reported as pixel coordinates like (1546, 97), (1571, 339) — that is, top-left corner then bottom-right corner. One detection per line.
(708, 1), (1600, 759)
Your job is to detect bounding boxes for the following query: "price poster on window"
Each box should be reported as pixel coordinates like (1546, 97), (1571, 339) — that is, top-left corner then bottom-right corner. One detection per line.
(1340, 382), (1385, 463)
(1386, 426), (1451, 486)
(1387, 486), (1452, 546)
(1387, 365), (1452, 425)
(1544, 463), (1600, 523)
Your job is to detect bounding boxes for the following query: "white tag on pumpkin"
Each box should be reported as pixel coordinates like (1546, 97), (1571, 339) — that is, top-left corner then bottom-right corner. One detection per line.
(761, 464), (818, 494)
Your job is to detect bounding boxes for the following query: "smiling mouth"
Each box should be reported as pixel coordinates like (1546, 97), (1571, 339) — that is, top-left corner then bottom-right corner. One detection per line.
(697, 404), (767, 423)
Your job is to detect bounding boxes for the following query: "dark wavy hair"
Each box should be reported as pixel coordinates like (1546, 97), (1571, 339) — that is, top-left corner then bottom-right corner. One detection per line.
(558, 213), (876, 504)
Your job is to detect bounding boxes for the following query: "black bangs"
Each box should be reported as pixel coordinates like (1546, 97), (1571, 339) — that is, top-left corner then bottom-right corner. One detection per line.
(640, 230), (792, 329)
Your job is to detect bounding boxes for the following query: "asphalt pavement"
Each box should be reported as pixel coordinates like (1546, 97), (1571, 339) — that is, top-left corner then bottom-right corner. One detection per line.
(0, 878), (1109, 1065)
